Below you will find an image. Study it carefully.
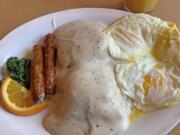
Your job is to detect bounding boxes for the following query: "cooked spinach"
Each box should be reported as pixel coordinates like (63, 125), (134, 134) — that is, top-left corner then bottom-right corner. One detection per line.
(6, 57), (30, 87)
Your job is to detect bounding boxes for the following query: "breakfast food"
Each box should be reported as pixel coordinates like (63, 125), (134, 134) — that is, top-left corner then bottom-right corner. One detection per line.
(1, 33), (57, 115)
(106, 13), (180, 112)
(43, 34), (56, 95)
(0, 12), (179, 135)
(31, 44), (45, 102)
(6, 57), (30, 87)
(44, 20), (132, 135)
(0, 77), (46, 116)
(44, 14), (180, 135)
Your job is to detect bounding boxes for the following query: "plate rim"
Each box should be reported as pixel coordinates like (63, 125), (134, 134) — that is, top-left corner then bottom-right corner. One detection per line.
(0, 8), (129, 43)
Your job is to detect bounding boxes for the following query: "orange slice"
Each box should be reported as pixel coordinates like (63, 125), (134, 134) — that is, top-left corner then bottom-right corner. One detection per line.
(0, 77), (47, 116)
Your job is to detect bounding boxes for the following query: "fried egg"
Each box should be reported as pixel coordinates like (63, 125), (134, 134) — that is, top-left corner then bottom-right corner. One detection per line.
(106, 13), (180, 112)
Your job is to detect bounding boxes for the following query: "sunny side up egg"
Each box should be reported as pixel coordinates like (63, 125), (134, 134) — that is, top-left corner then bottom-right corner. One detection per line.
(106, 13), (180, 112)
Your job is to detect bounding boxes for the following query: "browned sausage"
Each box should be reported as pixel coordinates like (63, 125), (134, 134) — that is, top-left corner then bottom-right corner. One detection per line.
(43, 34), (56, 95)
(31, 44), (45, 102)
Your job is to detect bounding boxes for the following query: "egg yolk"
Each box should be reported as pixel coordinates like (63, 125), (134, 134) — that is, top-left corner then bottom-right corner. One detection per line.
(152, 24), (180, 61)
(143, 74), (164, 96)
(152, 29), (170, 61)
(128, 55), (136, 62)
(129, 107), (143, 122)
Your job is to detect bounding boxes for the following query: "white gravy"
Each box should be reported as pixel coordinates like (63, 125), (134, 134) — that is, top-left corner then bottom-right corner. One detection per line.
(44, 20), (131, 135)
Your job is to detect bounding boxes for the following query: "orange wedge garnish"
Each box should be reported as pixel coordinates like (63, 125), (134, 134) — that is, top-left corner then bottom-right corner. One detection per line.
(0, 77), (47, 116)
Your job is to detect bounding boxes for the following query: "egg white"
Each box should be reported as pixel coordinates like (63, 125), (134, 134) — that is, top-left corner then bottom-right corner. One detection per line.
(106, 13), (180, 112)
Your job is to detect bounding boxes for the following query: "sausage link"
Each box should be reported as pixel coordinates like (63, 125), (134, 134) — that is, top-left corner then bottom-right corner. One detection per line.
(31, 44), (45, 102)
(43, 34), (56, 94)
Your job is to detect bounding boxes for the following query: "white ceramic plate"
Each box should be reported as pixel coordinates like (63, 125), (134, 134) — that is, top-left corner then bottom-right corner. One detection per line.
(0, 8), (179, 135)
